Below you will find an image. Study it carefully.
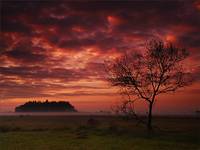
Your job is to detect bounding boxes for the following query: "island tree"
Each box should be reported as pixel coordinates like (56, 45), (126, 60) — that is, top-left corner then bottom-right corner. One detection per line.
(15, 100), (77, 112)
(105, 39), (191, 130)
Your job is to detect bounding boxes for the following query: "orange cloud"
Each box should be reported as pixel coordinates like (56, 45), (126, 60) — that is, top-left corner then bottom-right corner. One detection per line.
(72, 26), (85, 33)
(165, 34), (176, 42)
(194, 0), (200, 11)
(1, 1), (200, 113)
(107, 15), (123, 26)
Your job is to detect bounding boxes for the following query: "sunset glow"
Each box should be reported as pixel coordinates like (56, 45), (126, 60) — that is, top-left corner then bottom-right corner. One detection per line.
(1, 1), (200, 114)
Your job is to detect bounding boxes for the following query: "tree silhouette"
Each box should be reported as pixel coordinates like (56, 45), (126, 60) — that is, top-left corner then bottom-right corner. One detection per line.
(15, 100), (77, 112)
(105, 39), (191, 130)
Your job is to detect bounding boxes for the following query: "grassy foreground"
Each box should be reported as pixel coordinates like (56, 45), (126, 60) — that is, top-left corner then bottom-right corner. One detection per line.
(0, 115), (199, 150)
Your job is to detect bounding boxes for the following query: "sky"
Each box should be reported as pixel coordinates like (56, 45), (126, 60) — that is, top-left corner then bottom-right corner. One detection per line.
(0, 0), (200, 114)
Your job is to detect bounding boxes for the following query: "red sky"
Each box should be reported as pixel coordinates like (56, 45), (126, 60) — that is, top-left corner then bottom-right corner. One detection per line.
(0, 1), (200, 114)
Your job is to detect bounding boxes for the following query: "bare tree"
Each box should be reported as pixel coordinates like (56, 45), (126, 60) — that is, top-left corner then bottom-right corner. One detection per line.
(105, 39), (191, 130)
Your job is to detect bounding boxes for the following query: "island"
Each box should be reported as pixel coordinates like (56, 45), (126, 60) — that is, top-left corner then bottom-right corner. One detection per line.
(15, 100), (77, 112)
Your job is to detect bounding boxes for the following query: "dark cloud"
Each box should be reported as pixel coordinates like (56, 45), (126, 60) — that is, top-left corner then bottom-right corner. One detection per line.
(2, 40), (47, 64)
(0, 66), (74, 80)
(0, 65), (104, 81)
(58, 32), (123, 51)
(1, 19), (31, 34)
(1, 0), (200, 99)
(179, 32), (200, 48)
(5, 48), (46, 63)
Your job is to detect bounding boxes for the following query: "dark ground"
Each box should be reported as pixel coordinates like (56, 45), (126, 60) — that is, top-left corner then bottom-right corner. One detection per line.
(0, 115), (199, 150)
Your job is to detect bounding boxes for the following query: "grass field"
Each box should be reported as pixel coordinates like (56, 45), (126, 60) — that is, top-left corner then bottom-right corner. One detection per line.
(0, 115), (199, 150)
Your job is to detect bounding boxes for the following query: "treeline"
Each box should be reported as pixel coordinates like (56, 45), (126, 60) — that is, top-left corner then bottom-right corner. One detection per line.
(15, 100), (77, 112)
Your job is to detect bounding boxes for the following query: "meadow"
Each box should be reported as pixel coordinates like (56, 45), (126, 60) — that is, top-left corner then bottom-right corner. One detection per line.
(0, 115), (199, 150)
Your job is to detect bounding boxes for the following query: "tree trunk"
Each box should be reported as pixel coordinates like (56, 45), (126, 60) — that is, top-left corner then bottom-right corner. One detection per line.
(147, 102), (153, 130)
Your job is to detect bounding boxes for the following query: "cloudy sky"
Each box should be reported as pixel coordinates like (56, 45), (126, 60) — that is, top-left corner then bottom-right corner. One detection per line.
(0, 0), (200, 114)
